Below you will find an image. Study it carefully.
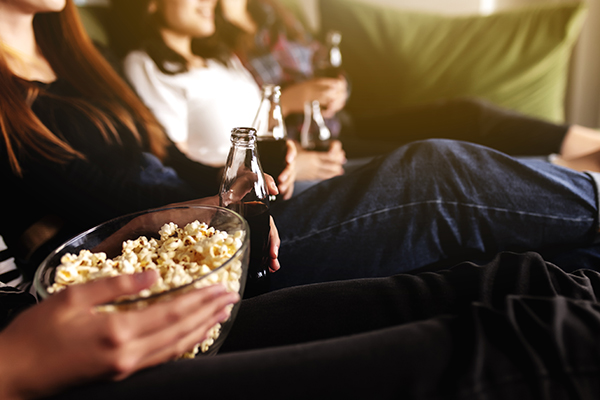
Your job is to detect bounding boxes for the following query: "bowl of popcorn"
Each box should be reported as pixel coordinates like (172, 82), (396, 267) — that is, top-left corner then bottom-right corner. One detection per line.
(34, 205), (249, 357)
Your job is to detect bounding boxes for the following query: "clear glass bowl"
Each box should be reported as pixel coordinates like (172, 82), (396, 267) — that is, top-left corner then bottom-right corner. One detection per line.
(34, 205), (249, 356)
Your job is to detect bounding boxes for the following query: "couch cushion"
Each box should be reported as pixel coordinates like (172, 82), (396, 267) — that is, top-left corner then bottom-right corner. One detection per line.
(319, 0), (587, 123)
(77, 5), (110, 47)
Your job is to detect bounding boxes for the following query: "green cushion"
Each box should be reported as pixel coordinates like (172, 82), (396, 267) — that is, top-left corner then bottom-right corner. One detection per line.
(77, 6), (110, 47)
(319, 0), (587, 123)
(278, 0), (314, 33)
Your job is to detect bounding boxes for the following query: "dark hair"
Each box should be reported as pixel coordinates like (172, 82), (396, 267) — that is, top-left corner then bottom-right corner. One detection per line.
(215, 0), (308, 54)
(1, 0), (168, 176)
(109, 0), (231, 75)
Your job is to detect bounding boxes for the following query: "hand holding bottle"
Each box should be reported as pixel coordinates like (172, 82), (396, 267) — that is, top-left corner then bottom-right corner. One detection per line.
(220, 127), (278, 297)
(294, 140), (346, 181)
(253, 85), (296, 201)
(275, 140), (297, 200)
(280, 77), (348, 117)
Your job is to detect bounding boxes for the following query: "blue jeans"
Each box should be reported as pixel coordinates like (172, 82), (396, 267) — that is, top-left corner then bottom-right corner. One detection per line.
(271, 139), (600, 290)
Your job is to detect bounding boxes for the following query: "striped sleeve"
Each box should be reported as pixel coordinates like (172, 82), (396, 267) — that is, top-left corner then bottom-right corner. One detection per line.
(0, 236), (37, 330)
(0, 235), (22, 287)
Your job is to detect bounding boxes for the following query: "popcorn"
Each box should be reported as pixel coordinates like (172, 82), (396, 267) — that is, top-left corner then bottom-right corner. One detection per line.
(47, 221), (244, 356)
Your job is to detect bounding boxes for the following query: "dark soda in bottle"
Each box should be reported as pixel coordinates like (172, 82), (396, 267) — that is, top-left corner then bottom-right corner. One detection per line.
(219, 127), (271, 298)
(300, 100), (332, 152)
(252, 84), (289, 201)
(257, 137), (288, 180)
(314, 30), (343, 78)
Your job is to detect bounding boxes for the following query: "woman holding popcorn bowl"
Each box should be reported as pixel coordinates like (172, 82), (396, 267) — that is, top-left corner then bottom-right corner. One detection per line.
(4, 0), (600, 399)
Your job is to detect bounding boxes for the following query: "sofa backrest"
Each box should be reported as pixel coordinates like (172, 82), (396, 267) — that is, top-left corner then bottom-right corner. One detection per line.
(318, 0), (586, 123)
(77, 0), (587, 124)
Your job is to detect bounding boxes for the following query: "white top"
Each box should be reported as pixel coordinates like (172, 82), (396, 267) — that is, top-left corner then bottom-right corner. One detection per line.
(124, 51), (262, 167)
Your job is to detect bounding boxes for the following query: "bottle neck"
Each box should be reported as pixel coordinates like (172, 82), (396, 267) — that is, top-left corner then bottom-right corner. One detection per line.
(252, 85), (287, 140)
(230, 127), (258, 147)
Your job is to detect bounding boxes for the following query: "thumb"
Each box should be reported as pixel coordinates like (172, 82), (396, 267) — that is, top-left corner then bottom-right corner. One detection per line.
(328, 140), (343, 152)
(74, 270), (159, 306)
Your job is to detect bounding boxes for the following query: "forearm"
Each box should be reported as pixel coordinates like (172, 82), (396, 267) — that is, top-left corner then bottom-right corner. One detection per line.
(0, 332), (27, 400)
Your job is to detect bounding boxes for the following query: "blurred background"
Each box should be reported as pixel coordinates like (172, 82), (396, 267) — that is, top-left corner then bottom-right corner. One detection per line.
(289, 0), (600, 129)
(74, 0), (599, 129)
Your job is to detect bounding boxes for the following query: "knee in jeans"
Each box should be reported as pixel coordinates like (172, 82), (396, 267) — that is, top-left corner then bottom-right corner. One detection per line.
(405, 138), (467, 158)
(398, 139), (485, 173)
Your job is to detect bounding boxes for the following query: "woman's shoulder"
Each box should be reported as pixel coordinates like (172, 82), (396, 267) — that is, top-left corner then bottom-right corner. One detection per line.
(220, 55), (256, 78)
(123, 50), (183, 92)
(123, 50), (155, 70)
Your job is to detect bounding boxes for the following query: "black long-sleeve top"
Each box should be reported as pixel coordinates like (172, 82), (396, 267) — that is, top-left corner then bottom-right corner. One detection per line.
(0, 78), (221, 286)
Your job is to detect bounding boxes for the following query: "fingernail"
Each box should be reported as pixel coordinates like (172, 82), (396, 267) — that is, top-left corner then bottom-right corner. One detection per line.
(134, 270), (157, 286)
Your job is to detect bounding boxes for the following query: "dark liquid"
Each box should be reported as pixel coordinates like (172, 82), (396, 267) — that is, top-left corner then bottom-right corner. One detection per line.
(242, 201), (271, 298)
(316, 65), (344, 79)
(312, 139), (332, 152)
(257, 137), (288, 201)
(304, 126), (332, 152)
(257, 137), (288, 179)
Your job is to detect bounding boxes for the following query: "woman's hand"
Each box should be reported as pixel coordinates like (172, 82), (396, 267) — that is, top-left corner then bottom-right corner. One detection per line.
(275, 140), (297, 200)
(0, 271), (239, 400)
(280, 77), (348, 118)
(294, 140), (347, 181)
(320, 77), (348, 118)
(263, 174), (282, 272)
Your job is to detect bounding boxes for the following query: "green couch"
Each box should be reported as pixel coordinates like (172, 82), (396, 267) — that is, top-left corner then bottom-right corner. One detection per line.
(287, 0), (587, 124)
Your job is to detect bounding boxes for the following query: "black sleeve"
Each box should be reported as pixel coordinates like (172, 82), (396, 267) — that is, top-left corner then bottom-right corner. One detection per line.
(0, 286), (36, 331)
(11, 94), (222, 230)
(163, 142), (222, 197)
(20, 154), (205, 229)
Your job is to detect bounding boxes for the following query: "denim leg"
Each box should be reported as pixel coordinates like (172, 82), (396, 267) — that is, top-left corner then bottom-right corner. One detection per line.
(270, 139), (599, 289)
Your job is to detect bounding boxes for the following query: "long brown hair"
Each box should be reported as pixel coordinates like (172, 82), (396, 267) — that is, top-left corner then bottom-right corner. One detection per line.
(0, 0), (169, 177)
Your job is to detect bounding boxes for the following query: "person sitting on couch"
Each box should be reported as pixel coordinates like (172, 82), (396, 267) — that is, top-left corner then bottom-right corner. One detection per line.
(214, 0), (600, 167)
(4, 0), (600, 291)
(5, 2), (600, 397)
(3, 246), (600, 399)
(115, 0), (348, 190)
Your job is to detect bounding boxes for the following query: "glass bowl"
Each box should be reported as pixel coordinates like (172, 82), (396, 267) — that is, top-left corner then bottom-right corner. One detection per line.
(34, 205), (249, 356)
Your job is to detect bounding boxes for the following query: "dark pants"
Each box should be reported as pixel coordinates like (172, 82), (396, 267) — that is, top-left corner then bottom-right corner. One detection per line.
(341, 97), (570, 158)
(52, 252), (600, 399)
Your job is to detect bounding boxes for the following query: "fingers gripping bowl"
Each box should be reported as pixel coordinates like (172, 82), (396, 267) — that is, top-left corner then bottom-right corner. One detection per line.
(34, 205), (250, 357)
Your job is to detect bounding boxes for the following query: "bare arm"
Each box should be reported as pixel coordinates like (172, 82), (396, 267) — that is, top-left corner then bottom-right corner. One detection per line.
(280, 78), (348, 119)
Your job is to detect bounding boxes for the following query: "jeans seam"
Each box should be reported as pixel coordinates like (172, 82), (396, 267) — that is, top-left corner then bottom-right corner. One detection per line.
(282, 200), (595, 244)
(583, 171), (600, 233)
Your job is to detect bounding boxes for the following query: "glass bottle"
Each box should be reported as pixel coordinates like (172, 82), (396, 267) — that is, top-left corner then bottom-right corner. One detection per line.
(219, 127), (271, 298)
(314, 30), (343, 78)
(252, 84), (288, 201)
(300, 100), (332, 152)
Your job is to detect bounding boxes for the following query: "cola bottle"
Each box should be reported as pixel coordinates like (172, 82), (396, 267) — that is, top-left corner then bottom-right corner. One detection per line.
(252, 84), (288, 201)
(219, 127), (271, 298)
(314, 30), (343, 78)
(300, 100), (332, 152)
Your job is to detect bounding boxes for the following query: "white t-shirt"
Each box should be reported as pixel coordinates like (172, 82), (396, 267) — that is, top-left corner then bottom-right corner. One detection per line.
(124, 51), (262, 167)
